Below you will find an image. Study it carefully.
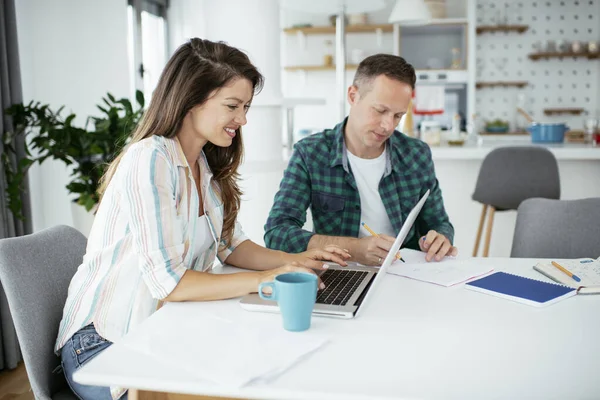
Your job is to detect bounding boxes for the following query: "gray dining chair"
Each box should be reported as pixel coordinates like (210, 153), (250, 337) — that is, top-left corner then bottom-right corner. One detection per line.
(511, 197), (600, 259)
(472, 146), (560, 257)
(0, 225), (86, 400)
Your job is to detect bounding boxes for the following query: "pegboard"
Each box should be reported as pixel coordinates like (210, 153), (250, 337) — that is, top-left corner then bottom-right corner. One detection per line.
(475, 0), (600, 131)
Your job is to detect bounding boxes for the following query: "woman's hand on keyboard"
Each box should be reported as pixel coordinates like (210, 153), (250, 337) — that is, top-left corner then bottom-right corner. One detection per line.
(293, 245), (351, 269)
(259, 264), (326, 290)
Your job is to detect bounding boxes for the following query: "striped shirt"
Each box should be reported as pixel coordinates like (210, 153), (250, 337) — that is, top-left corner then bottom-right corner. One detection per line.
(55, 136), (248, 396)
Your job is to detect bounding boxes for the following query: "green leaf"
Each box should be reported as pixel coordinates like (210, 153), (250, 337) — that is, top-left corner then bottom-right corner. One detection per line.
(107, 93), (116, 103)
(84, 195), (96, 211)
(89, 144), (104, 154)
(66, 182), (88, 193)
(118, 99), (133, 115)
(136, 90), (144, 109)
(65, 114), (76, 126)
(97, 105), (109, 114)
(18, 158), (34, 169)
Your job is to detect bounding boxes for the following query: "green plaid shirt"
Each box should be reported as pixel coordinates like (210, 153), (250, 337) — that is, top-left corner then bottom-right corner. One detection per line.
(264, 118), (454, 253)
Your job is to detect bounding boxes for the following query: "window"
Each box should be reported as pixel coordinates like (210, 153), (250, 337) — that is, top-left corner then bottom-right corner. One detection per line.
(127, 0), (168, 103)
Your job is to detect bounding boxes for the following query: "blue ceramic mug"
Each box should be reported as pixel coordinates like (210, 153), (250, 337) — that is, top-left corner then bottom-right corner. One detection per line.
(258, 272), (318, 332)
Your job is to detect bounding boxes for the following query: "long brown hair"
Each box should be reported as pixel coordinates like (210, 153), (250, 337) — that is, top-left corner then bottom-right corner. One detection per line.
(99, 38), (264, 247)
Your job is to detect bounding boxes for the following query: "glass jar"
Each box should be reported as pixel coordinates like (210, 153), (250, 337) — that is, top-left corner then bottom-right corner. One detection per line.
(421, 120), (442, 146)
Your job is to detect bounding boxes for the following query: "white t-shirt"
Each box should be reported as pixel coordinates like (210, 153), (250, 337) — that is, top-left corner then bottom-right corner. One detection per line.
(195, 215), (214, 257)
(346, 148), (395, 238)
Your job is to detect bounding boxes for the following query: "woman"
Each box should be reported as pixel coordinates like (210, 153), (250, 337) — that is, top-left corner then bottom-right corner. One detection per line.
(55, 38), (349, 400)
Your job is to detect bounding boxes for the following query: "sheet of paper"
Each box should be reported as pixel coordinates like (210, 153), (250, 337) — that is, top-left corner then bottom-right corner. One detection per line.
(558, 259), (600, 286)
(120, 306), (330, 387)
(387, 249), (494, 287)
(536, 258), (600, 288)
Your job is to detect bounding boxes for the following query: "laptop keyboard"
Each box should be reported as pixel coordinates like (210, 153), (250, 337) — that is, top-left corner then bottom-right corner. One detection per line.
(316, 269), (368, 306)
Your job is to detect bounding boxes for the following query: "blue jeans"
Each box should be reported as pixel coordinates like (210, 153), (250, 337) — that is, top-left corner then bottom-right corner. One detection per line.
(61, 324), (127, 400)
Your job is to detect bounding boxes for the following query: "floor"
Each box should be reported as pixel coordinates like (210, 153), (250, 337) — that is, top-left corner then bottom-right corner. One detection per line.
(0, 363), (239, 400)
(0, 363), (33, 400)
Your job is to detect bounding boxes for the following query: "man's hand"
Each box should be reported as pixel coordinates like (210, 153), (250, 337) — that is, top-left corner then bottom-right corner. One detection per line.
(419, 230), (458, 262)
(352, 235), (397, 266)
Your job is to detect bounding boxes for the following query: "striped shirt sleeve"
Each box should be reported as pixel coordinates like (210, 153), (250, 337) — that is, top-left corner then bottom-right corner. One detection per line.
(121, 145), (188, 299)
(217, 220), (249, 263)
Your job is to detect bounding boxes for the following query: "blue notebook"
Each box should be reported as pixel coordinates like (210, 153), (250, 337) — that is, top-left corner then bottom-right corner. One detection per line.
(465, 272), (577, 307)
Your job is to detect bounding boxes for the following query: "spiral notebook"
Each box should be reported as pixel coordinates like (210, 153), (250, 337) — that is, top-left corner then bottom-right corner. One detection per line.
(465, 272), (577, 307)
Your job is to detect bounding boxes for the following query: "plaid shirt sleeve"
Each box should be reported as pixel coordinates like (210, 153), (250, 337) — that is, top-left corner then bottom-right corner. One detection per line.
(264, 146), (314, 253)
(407, 145), (454, 249)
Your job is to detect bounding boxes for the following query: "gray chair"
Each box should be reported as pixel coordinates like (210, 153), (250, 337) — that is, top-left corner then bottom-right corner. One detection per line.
(472, 146), (560, 257)
(511, 198), (600, 259)
(0, 225), (86, 400)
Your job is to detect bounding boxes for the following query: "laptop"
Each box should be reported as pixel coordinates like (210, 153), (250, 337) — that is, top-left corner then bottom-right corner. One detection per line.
(240, 189), (430, 319)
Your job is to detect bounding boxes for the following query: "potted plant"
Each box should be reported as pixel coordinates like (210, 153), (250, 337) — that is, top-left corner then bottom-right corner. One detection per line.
(2, 91), (145, 233)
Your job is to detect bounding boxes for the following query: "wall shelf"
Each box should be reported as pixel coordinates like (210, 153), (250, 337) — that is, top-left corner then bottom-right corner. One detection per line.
(529, 51), (600, 60)
(543, 108), (585, 116)
(283, 19), (469, 35)
(476, 81), (529, 89)
(284, 64), (358, 71)
(283, 24), (392, 35)
(480, 131), (529, 136)
(476, 25), (529, 34)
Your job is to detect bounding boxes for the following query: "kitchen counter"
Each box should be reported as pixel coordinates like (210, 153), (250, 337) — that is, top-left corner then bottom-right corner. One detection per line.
(431, 140), (600, 160)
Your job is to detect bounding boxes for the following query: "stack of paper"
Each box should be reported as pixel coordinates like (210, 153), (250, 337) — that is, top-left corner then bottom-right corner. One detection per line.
(387, 249), (494, 287)
(120, 306), (329, 387)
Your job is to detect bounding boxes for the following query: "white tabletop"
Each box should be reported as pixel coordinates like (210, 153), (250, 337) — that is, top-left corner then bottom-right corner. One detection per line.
(74, 258), (600, 400)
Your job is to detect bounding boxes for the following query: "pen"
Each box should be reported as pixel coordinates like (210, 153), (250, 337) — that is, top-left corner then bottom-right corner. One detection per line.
(361, 222), (404, 262)
(551, 261), (581, 282)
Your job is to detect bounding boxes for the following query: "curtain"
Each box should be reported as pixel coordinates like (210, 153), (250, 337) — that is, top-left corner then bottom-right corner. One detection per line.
(0, 0), (32, 371)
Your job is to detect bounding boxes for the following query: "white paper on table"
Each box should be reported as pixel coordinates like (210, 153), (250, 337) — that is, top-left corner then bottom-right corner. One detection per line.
(120, 306), (330, 387)
(387, 248), (494, 287)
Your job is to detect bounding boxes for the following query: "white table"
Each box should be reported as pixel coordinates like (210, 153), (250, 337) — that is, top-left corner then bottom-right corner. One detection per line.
(74, 258), (600, 400)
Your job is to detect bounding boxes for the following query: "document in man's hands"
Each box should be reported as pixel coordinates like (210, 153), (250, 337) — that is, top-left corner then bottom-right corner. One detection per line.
(386, 248), (494, 287)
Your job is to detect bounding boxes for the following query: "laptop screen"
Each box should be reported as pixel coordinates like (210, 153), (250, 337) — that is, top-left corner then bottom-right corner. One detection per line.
(355, 189), (430, 311)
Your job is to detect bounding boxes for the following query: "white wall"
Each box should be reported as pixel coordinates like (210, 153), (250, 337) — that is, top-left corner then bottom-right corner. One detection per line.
(15, 0), (131, 232)
(167, 0), (206, 54)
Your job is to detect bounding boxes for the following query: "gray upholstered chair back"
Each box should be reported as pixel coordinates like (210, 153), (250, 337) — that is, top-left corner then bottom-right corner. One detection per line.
(0, 225), (86, 399)
(472, 146), (560, 210)
(511, 198), (600, 258)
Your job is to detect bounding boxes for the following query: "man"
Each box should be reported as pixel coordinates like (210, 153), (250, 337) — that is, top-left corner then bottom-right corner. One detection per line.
(264, 54), (456, 265)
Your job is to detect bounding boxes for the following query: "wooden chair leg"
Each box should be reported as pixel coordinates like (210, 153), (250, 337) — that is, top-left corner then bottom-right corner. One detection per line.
(483, 206), (496, 257)
(473, 204), (488, 257)
(137, 390), (241, 399)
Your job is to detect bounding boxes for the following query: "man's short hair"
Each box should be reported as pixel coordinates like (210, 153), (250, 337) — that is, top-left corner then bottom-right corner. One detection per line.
(353, 54), (416, 93)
